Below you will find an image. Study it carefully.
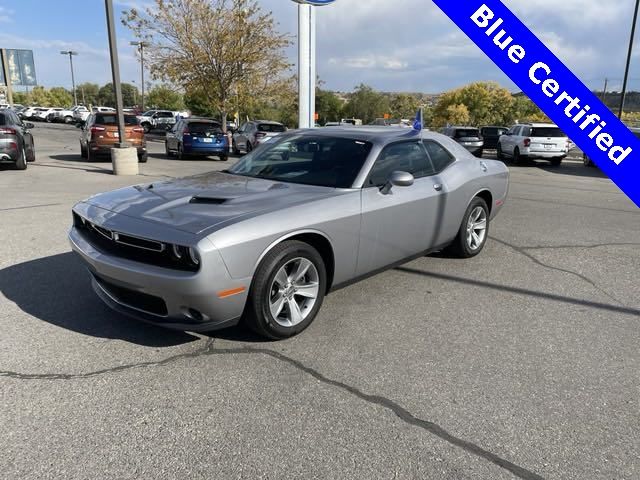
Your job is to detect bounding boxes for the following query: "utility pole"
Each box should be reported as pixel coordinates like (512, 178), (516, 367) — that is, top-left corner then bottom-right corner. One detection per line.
(619, 0), (640, 119)
(60, 51), (79, 106)
(601, 78), (608, 103)
(130, 41), (149, 113)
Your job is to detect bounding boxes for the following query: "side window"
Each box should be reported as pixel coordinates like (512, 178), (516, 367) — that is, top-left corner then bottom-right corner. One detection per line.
(423, 140), (455, 173)
(508, 126), (518, 136)
(521, 126), (531, 136)
(367, 141), (434, 186)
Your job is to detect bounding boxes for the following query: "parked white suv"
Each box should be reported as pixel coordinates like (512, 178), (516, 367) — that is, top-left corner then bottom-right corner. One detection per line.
(497, 123), (569, 166)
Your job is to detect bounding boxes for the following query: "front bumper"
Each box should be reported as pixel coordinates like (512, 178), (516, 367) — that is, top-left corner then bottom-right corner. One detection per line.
(68, 225), (251, 332)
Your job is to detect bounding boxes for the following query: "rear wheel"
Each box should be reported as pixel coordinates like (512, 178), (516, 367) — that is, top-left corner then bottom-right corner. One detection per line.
(219, 154), (228, 162)
(80, 143), (87, 159)
(232, 140), (240, 155)
(244, 240), (327, 339)
(87, 148), (95, 162)
(550, 157), (562, 167)
(512, 148), (521, 165)
(445, 197), (489, 258)
(15, 147), (27, 170)
(64, 116), (73, 124)
(138, 153), (148, 163)
(177, 143), (186, 160)
(142, 123), (151, 134)
(165, 142), (173, 157)
(496, 143), (505, 160)
(474, 149), (484, 158)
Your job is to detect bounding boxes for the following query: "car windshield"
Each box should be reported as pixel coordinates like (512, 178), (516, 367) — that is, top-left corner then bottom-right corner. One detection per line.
(95, 114), (139, 125)
(142, 111), (155, 116)
(188, 122), (222, 134)
(229, 134), (373, 188)
(258, 123), (286, 133)
(455, 129), (480, 138)
(531, 127), (565, 137)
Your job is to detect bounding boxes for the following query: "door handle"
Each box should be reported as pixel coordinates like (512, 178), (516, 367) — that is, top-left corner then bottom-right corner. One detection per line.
(433, 184), (443, 191)
(480, 161), (488, 172)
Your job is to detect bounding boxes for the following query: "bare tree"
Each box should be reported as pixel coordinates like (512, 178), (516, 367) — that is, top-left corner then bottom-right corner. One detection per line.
(123, 0), (292, 130)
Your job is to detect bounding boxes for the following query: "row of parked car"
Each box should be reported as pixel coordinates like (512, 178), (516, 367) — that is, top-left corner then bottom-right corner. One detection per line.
(441, 123), (571, 166)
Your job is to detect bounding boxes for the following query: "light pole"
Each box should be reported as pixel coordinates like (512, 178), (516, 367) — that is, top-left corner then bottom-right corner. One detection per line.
(292, 0), (336, 128)
(130, 41), (149, 113)
(619, 0), (640, 119)
(60, 51), (79, 106)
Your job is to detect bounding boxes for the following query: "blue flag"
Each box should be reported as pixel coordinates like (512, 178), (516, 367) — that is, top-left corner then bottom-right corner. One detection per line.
(413, 108), (423, 131)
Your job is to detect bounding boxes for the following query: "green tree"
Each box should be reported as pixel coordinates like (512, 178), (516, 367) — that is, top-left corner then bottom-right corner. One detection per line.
(432, 81), (515, 127)
(123, 0), (292, 131)
(389, 93), (420, 119)
(316, 88), (343, 125)
(343, 84), (389, 124)
(76, 82), (100, 106)
(98, 83), (139, 107)
(47, 87), (73, 107)
(13, 92), (28, 105)
(28, 86), (50, 106)
(146, 84), (184, 110)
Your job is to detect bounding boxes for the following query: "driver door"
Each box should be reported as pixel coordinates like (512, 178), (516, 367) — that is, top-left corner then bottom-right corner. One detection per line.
(357, 140), (445, 275)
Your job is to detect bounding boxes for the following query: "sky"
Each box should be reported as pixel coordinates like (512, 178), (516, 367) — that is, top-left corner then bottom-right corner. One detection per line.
(0, 0), (638, 94)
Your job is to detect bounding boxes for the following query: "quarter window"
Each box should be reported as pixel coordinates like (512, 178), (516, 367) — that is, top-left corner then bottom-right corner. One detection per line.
(423, 140), (455, 173)
(368, 141), (434, 186)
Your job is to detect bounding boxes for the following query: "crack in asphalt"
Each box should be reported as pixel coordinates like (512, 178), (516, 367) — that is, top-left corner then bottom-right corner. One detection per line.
(0, 338), (544, 480)
(508, 196), (636, 214)
(490, 236), (625, 306)
(0, 203), (62, 212)
(515, 242), (640, 251)
(0, 338), (217, 380)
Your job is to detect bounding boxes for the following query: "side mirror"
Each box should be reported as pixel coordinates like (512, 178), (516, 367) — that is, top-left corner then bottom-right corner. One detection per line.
(381, 171), (414, 194)
(24, 122), (35, 129)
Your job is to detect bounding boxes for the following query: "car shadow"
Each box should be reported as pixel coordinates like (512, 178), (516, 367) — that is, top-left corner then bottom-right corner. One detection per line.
(0, 252), (198, 347)
(538, 162), (608, 178)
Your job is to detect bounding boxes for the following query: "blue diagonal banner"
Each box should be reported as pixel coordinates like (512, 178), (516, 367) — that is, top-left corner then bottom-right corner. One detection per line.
(432, 0), (640, 208)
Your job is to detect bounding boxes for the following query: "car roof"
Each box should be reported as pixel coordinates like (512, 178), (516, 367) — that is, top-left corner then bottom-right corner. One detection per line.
(447, 126), (479, 129)
(293, 126), (447, 145)
(252, 120), (284, 125)
(520, 123), (559, 128)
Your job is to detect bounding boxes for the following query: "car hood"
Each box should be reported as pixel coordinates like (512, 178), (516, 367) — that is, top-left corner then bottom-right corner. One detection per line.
(82, 171), (338, 235)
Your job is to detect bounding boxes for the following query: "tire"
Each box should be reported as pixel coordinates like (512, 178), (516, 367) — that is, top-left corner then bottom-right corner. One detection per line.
(474, 149), (484, 158)
(142, 123), (151, 134)
(550, 157), (562, 167)
(219, 154), (228, 162)
(496, 143), (505, 160)
(87, 149), (95, 162)
(177, 143), (186, 160)
(246, 141), (253, 153)
(232, 140), (240, 155)
(444, 197), (490, 258)
(165, 142), (173, 157)
(80, 143), (88, 159)
(243, 240), (327, 339)
(512, 148), (521, 165)
(64, 116), (73, 124)
(15, 147), (27, 170)
(138, 153), (148, 163)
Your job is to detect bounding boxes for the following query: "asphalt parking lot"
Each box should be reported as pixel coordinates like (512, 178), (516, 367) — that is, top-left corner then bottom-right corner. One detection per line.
(1, 123), (638, 480)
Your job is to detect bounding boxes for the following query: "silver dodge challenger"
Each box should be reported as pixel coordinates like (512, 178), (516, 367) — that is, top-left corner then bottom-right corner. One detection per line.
(69, 127), (509, 339)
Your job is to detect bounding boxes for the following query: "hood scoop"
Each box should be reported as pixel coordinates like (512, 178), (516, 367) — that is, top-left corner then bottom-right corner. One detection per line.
(189, 195), (229, 205)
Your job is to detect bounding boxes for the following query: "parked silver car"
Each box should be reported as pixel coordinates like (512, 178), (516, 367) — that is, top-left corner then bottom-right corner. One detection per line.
(69, 127), (509, 339)
(232, 120), (287, 154)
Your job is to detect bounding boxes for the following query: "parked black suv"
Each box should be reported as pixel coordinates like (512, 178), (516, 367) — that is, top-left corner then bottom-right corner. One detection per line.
(480, 126), (509, 150)
(0, 109), (35, 170)
(441, 126), (484, 157)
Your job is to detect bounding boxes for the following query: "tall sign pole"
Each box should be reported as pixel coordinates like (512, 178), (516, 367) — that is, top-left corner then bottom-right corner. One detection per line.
(105, 0), (128, 147)
(0, 49), (14, 107)
(293, 0), (336, 129)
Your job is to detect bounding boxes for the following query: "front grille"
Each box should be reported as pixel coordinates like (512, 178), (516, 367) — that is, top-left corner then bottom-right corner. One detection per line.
(74, 212), (199, 272)
(94, 274), (168, 317)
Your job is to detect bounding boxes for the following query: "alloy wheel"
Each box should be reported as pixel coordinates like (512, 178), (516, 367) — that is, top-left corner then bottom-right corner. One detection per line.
(466, 206), (487, 251)
(268, 257), (320, 328)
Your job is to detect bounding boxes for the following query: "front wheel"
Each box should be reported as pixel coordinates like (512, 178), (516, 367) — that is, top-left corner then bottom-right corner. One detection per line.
(496, 143), (505, 160)
(244, 240), (327, 339)
(445, 197), (489, 258)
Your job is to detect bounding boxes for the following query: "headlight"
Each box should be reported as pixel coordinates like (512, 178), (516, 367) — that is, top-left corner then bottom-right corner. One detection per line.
(189, 247), (200, 265)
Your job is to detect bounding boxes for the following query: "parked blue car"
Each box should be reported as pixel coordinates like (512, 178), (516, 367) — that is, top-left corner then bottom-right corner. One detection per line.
(165, 118), (229, 161)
